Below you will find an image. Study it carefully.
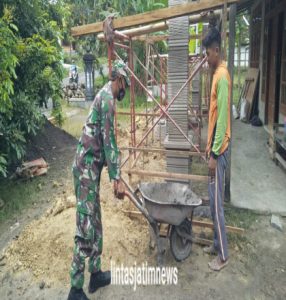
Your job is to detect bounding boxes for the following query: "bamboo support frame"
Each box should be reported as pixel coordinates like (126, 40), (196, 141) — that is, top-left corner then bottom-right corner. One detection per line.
(120, 146), (204, 157)
(125, 169), (208, 182)
(117, 111), (160, 117)
(118, 54), (208, 169)
(115, 50), (206, 148)
(95, 5), (231, 199)
(129, 39), (136, 152)
(133, 52), (167, 97)
(114, 42), (130, 50)
(121, 209), (244, 234)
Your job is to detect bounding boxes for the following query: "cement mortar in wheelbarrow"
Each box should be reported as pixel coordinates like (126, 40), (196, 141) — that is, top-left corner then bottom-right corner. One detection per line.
(139, 182), (202, 226)
(139, 182), (202, 263)
(123, 179), (202, 263)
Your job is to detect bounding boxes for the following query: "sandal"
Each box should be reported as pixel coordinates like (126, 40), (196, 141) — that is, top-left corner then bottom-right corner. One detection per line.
(208, 256), (229, 271)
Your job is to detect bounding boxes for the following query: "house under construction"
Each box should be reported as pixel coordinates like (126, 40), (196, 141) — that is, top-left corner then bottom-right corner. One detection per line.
(72, 0), (286, 202)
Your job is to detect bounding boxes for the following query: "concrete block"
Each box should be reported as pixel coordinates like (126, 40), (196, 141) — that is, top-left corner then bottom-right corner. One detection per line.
(271, 215), (283, 231)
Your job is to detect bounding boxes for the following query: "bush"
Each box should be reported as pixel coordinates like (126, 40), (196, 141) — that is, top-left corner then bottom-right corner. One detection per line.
(0, 9), (18, 113)
(0, 3), (65, 177)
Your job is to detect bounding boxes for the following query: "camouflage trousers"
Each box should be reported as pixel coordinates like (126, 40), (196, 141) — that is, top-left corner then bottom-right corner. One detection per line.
(70, 174), (103, 289)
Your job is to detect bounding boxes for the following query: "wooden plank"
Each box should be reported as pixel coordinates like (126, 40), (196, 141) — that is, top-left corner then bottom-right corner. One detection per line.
(258, 0), (265, 123)
(275, 153), (286, 170)
(22, 158), (48, 169)
(97, 9), (228, 40)
(71, 0), (237, 36)
(222, 1), (228, 60)
(120, 146), (204, 157)
(121, 209), (243, 234)
(98, 22), (168, 40)
(245, 68), (259, 121)
(193, 237), (212, 246)
(117, 33), (203, 42)
(192, 220), (245, 234)
(125, 169), (208, 182)
(225, 3), (237, 202)
(133, 34), (169, 42)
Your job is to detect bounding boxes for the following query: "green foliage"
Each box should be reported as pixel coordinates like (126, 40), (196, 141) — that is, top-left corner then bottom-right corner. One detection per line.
(0, 92), (44, 170)
(236, 13), (250, 46)
(16, 34), (64, 108)
(66, 0), (168, 93)
(0, 1), (169, 177)
(0, 2), (65, 177)
(0, 155), (7, 178)
(0, 8), (18, 113)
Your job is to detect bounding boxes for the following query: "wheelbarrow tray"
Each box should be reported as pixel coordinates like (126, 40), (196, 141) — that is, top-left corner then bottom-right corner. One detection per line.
(138, 182), (202, 226)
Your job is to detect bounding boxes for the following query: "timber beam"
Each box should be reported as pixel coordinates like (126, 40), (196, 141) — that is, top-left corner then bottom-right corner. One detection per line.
(71, 0), (236, 37)
(96, 9), (229, 41)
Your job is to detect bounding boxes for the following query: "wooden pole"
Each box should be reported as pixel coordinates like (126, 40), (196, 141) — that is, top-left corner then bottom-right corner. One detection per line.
(192, 220), (244, 234)
(225, 3), (237, 202)
(120, 146), (204, 157)
(121, 210), (244, 234)
(125, 169), (208, 182)
(97, 10), (230, 41)
(258, 0), (265, 123)
(222, 1), (228, 60)
(71, 0), (237, 37)
(237, 20), (241, 92)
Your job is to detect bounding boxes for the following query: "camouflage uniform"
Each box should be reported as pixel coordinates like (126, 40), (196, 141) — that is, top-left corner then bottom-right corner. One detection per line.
(70, 81), (120, 289)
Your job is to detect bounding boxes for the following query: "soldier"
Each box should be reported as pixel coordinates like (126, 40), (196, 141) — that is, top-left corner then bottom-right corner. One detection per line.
(67, 61), (128, 300)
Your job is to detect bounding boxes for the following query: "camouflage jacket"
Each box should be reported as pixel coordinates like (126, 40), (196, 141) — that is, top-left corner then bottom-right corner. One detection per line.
(72, 82), (120, 188)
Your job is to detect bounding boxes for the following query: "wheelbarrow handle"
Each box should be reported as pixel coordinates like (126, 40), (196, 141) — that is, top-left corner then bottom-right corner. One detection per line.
(121, 177), (155, 225)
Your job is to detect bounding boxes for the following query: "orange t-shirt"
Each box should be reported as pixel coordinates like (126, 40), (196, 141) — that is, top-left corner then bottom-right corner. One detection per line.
(206, 61), (231, 157)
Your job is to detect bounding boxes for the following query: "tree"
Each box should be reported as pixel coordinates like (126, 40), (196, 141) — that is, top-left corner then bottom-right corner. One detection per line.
(0, 9), (18, 176)
(0, 1), (65, 177)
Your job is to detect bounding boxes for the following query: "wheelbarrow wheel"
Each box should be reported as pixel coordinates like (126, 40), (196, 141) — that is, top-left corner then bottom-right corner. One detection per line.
(170, 219), (192, 262)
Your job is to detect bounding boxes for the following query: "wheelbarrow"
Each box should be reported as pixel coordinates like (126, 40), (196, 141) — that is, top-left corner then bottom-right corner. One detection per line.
(121, 177), (202, 264)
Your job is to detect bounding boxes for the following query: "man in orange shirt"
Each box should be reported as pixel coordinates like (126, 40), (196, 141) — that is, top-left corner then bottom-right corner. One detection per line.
(202, 27), (231, 271)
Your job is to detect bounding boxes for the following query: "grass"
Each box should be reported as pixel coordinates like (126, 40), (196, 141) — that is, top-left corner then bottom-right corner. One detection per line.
(224, 205), (258, 247)
(0, 177), (44, 223)
(60, 100), (89, 138)
(224, 205), (258, 230)
(98, 57), (108, 65)
(62, 117), (86, 139)
(62, 68), (69, 79)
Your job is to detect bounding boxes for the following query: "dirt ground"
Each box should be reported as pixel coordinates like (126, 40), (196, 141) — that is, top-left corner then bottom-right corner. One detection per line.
(0, 118), (285, 300)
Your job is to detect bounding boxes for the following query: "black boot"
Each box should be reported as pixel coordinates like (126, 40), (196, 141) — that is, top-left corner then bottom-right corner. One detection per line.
(88, 270), (111, 294)
(67, 287), (90, 300)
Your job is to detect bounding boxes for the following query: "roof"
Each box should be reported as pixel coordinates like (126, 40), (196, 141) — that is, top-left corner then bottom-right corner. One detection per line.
(237, 0), (255, 13)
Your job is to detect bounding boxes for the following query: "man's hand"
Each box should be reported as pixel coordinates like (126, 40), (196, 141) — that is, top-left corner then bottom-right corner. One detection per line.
(114, 179), (125, 200)
(208, 156), (217, 177)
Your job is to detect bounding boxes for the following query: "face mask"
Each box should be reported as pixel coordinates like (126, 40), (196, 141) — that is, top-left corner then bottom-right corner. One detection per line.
(117, 88), (125, 101)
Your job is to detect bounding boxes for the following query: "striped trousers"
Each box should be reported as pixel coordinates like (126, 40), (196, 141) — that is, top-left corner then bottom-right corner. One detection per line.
(208, 148), (229, 262)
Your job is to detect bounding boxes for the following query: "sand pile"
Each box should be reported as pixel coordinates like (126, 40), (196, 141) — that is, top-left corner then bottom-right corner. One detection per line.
(3, 170), (150, 287)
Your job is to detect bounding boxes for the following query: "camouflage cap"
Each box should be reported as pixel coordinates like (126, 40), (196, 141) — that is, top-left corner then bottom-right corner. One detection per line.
(112, 60), (130, 86)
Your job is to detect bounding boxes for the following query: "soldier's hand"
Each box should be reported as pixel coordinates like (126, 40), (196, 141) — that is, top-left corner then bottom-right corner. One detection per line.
(114, 179), (125, 200)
